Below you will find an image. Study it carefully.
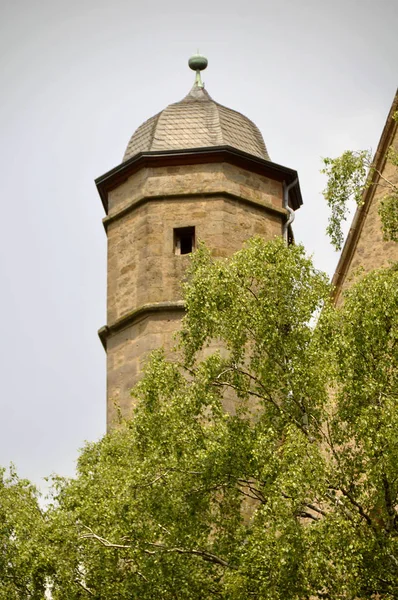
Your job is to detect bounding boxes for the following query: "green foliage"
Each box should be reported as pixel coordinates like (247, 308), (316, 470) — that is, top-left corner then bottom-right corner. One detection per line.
(321, 150), (371, 250)
(0, 467), (46, 599)
(379, 145), (398, 242)
(316, 265), (398, 597)
(3, 238), (398, 598)
(322, 139), (398, 249)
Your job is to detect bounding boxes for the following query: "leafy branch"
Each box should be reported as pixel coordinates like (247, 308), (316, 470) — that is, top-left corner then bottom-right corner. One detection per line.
(321, 135), (398, 250)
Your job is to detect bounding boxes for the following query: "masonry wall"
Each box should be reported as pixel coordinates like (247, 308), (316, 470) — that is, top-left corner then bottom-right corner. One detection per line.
(104, 162), (286, 426)
(106, 310), (183, 423)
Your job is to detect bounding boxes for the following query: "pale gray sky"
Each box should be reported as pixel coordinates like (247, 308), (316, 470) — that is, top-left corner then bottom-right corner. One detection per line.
(0, 0), (396, 488)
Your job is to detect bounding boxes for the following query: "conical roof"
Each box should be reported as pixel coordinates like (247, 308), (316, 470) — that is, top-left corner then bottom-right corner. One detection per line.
(123, 60), (270, 162)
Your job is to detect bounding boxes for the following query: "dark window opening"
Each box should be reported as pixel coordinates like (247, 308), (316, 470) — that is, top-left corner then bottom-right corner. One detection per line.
(174, 226), (195, 255)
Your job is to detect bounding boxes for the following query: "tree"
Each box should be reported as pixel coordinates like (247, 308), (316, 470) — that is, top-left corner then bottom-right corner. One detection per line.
(41, 237), (398, 599)
(0, 467), (47, 599)
(3, 129), (398, 597)
(321, 111), (398, 250)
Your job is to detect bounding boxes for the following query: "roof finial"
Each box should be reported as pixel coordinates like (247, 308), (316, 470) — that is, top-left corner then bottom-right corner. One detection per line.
(188, 52), (208, 89)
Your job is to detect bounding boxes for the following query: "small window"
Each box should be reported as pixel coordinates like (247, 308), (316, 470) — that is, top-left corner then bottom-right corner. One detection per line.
(174, 226), (195, 255)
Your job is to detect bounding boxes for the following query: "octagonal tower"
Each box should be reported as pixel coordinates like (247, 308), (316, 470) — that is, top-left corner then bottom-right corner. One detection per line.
(96, 56), (303, 427)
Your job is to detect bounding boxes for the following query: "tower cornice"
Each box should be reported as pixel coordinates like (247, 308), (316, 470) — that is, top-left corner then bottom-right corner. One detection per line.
(102, 190), (288, 232)
(95, 146), (303, 215)
(98, 301), (185, 351)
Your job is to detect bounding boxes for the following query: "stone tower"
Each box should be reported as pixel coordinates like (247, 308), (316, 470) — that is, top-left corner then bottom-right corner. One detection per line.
(96, 56), (303, 427)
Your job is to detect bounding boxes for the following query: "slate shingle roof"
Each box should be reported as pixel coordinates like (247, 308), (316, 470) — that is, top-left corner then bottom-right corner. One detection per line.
(123, 85), (270, 162)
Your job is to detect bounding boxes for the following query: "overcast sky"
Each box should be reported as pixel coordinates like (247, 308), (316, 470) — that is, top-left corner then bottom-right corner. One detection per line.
(0, 0), (396, 489)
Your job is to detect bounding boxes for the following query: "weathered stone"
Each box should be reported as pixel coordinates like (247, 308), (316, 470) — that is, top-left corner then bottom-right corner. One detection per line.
(103, 160), (287, 427)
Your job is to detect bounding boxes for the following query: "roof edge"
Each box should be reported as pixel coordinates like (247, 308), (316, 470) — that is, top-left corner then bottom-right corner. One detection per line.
(331, 89), (398, 303)
(95, 146), (303, 214)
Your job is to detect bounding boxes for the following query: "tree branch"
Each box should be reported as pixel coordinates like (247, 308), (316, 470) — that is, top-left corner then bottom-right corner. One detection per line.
(81, 527), (131, 549)
(132, 471), (170, 490)
(144, 543), (236, 569)
(81, 526), (235, 570)
(340, 487), (375, 529)
(298, 511), (320, 521)
(76, 579), (94, 596)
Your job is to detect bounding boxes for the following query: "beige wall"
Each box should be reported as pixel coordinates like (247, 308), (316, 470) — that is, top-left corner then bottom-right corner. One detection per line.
(106, 195), (282, 324)
(107, 162), (283, 217)
(104, 161), (286, 427)
(106, 309), (183, 424)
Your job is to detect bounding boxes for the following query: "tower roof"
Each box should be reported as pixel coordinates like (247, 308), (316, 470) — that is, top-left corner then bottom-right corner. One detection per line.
(123, 56), (270, 162)
(96, 55), (303, 215)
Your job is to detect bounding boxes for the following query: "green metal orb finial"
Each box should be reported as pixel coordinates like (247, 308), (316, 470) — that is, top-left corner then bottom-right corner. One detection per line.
(188, 53), (208, 88)
(188, 53), (208, 71)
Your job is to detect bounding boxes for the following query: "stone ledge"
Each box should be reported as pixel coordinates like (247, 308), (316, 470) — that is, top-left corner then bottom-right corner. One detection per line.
(98, 301), (185, 350)
(102, 190), (287, 231)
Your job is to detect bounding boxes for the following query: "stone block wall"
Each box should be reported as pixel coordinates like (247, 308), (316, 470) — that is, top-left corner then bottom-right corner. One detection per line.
(106, 309), (183, 424)
(103, 161), (286, 427)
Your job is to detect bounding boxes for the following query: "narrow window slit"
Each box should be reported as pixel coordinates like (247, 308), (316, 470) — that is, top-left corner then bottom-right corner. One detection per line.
(174, 227), (195, 255)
